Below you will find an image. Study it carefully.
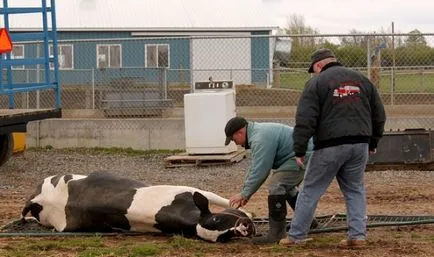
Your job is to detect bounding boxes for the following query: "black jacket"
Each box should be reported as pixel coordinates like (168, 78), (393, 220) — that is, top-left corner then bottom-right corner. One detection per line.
(293, 62), (386, 156)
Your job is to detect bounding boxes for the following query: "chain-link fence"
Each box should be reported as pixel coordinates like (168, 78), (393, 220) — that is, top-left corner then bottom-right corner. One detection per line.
(3, 33), (434, 129)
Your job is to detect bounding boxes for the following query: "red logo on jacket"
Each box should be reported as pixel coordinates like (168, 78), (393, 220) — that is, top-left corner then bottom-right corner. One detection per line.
(332, 83), (361, 104)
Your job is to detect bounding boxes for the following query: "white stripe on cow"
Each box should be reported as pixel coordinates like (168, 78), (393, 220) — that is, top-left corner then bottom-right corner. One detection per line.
(196, 224), (230, 242)
(31, 174), (87, 231)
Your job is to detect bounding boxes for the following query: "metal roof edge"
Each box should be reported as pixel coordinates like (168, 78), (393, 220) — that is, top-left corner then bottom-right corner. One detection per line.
(8, 27), (279, 32)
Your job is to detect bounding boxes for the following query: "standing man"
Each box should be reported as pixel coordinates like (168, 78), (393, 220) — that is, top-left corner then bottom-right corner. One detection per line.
(224, 116), (317, 244)
(281, 49), (386, 248)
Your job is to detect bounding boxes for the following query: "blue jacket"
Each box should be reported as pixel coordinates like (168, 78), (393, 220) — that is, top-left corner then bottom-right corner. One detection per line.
(241, 121), (314, 199)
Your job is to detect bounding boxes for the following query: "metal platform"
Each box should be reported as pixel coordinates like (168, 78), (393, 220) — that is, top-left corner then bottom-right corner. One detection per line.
(1, 0), (61, 108)
(0, 108), (61, 134)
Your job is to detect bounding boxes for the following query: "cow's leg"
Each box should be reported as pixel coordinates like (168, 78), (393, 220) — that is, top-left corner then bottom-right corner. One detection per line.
(194, 190), (254, 219)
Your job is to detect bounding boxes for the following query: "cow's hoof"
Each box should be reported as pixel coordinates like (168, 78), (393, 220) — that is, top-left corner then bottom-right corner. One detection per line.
(239, 208), (255, 219)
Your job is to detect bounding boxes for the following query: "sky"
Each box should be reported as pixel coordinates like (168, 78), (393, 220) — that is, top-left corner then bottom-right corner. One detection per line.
(262, 0), (434, 34)
(2, 0), (433, 35)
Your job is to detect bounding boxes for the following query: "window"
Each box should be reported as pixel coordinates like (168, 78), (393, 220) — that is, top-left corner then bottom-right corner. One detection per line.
(10, 45), (24, 70)
(145, 44), (169, 68)
(97, 44), (121, 68)
(50, 44), (73, 69)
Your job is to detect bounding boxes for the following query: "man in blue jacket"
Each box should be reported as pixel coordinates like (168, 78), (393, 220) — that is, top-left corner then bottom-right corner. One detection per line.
(224, 116), (316, 244)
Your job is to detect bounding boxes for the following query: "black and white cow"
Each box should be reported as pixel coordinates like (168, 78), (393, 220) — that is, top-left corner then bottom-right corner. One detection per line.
(21, 171), (255, 242)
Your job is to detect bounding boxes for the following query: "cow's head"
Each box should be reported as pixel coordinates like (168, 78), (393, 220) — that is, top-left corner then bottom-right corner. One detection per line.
(193, 192), (255, 243)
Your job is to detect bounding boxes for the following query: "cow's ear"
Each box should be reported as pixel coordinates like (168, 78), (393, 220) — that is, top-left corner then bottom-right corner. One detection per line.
(193, 192), (211, 215)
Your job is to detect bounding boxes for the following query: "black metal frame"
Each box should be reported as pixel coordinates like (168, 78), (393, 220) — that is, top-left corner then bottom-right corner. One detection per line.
(367, 129), (434, 169)
(0, 108), (62, 134)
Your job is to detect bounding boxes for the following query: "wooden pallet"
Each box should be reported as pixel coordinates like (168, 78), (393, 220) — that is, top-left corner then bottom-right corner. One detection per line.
(165, 149), (246, 168)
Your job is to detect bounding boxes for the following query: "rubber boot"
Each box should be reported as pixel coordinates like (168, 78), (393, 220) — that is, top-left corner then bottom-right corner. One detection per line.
(251, 195), (287, 245)
(286, 193), (319, 230)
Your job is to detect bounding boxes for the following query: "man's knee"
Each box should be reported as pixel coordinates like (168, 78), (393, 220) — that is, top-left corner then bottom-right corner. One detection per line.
(268, 184), (287, 195)
(268, 183), (298, 196)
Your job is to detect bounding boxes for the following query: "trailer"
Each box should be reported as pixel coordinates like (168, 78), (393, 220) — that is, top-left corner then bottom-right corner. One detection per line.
(0, 0), (61, 166)
(366, 128), (434, 171)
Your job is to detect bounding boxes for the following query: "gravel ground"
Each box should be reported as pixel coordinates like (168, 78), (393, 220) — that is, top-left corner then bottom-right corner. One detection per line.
(1, 148), (433, 223)
(0, 148), (250, 226)
(0, 148), (433, 257)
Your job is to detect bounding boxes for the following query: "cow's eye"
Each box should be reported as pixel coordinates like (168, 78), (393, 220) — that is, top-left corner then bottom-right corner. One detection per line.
(212, 217), (220, 222)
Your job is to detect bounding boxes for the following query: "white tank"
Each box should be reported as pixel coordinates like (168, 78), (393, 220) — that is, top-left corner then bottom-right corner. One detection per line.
(184, 80), (237, 154)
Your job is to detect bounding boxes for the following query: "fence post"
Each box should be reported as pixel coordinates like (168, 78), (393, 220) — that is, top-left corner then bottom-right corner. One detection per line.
(273, 61), (280, 88)
(36, 45), (40, 109)
(367, 37), (371, 80)
(189, 36), (194, 93)
(391, 22), (396, 105)
(24, 70), (30, 109)
(163, 67), (168, 100)
(92, 68), (95, 109)
(419, 70), (424, 93)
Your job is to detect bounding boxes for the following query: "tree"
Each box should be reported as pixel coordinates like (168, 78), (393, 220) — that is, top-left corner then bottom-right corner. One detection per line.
(280, 14), (326, 68)
(283, 14), (321, 48)
(340, 29), (370, 48)
(405, 29), (427, 46)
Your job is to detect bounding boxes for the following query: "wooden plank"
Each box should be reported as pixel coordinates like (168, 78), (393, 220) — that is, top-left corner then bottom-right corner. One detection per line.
(165, 149), (246, 168)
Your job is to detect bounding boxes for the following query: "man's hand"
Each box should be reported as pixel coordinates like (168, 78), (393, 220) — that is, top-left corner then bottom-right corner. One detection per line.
(295, 156), (305, 168)
(229, 193), (248, 208)
(369, 148), (377, 155)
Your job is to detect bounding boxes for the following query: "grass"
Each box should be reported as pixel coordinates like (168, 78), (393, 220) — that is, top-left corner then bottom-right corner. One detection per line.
(0, 235), (208, 257)
(77, 243), (160, 257)
(0, 237), (161, 257)
(1, 232), (434, 257)
(279, 70), (434, 93)
(1, 236), (105, 257)
(28, 146), (184, 156)
(166, 235), (214, 256)
(168, 235), (197, 249)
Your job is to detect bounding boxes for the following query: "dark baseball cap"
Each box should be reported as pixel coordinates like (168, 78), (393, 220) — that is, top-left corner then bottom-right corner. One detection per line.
(224, 116), (247, 145)
(308, 48), (336, 73)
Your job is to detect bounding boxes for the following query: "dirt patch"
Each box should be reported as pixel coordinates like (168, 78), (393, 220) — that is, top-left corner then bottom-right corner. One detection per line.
(0, 149), (433, 256)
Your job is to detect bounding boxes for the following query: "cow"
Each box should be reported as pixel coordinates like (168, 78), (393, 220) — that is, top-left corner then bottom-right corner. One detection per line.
(20, 171), (255, 243)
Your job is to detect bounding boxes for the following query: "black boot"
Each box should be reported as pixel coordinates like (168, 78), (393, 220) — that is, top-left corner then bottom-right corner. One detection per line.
(252, 195), (287, 245)
(286, 193), (319, 230)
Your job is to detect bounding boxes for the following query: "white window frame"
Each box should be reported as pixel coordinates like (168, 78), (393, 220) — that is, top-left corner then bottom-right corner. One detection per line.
(96, 44), (122, 69)
(10, 44), (25, 70)
(50, 44), (74, 70)
(145, 44), (170, 68)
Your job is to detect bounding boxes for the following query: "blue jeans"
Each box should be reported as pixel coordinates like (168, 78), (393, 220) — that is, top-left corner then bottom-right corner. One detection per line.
(288, 143), (369, 241)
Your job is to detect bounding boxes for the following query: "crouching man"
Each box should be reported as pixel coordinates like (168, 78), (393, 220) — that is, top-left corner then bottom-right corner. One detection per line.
(224, 116), (317, 244)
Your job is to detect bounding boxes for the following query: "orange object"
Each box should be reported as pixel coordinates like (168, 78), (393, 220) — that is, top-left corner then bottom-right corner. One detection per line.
(13, 133), (26, 154)
(0, 28), (13, 53)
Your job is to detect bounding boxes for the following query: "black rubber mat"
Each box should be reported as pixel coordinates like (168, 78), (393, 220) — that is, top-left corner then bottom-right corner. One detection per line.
(253, 214), (434, 235)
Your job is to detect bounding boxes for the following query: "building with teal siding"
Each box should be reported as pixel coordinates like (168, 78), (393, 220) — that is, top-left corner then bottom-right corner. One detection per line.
(4, 0), (278, 88)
